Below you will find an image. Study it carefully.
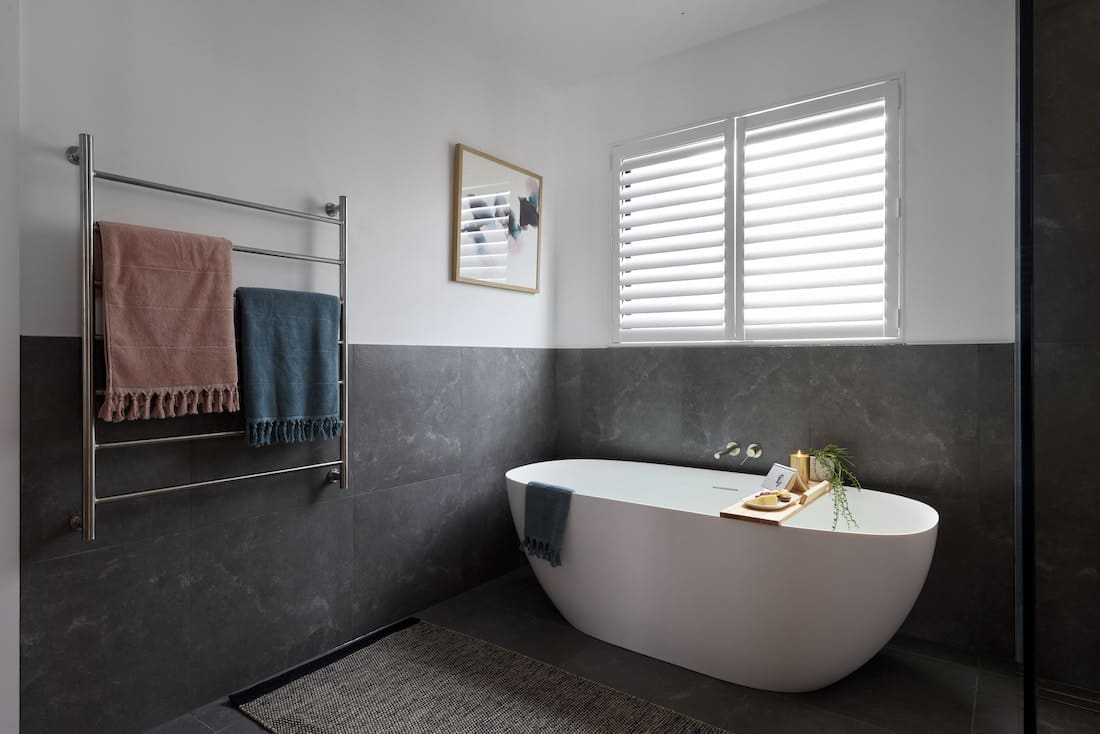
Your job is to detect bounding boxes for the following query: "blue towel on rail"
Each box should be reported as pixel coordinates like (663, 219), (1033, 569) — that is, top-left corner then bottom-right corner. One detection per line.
(236, 287), (343, 447)
(522, 482), (573, 567)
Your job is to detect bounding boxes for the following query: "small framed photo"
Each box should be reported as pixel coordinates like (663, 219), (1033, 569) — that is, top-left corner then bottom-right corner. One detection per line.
(762, 463), (808, 493)
(451, 144), (543, 293)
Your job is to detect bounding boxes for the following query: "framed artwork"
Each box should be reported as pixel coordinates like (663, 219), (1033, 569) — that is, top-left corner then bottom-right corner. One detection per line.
(452, 144), (542, 293)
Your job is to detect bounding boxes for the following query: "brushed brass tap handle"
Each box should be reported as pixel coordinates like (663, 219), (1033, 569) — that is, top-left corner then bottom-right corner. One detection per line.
(713, 441), (741, 460)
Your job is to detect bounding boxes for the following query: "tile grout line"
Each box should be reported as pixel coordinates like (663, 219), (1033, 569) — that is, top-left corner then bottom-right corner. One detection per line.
(21, 527), (193, 568)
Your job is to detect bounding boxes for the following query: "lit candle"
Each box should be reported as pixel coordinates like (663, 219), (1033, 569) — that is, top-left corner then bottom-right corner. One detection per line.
(790, 450), (811, 483)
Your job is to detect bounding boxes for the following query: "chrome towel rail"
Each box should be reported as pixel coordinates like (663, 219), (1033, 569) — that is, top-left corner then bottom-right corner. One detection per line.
(66, 132), (351, 541)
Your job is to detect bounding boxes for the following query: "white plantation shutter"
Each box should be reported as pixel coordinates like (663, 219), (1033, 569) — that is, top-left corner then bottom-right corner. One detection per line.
(614, 122), (730, 342)
(735, 81), (901, 341)
(610, 81), (901, 345)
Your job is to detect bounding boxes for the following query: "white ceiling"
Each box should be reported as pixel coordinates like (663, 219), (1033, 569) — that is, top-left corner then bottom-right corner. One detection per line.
(395, 0), (833, 87)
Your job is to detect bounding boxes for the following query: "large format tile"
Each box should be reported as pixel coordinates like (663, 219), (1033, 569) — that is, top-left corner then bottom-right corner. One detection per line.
(350, 344), (462, 492)
(352, 475), (468, 634)
(20, 336), (192, 562)
(184, 403), (342, 526)
(558, 631), (895, 734)
(186, 414), (339, 482)
(973, 668), (1100, 734)
(799, 646), (978, 734)
(1034, 344), (1100, 690)
(1034, 0), (1100, 176)
(1034, 171), (1100, 343)
(681, 345), (813, 469)
(419, 566), (593, 668)
(189, 698), (269, 733)
(554, 348), (584, 458)
(578, 347), (684, 463)
(974, 344), (1017, 664)
(188, 460), (344, 531)
(898, 497), (979, 652)
(978, 344), (1015, 450)
(143, 713), (216, 734)
(976, 441), (1016, 663)
(1033, 339), (1100, 691)
(1036, 520), (1100, 691)
(1036, 698), (1100, 734)
(460, 347), (556, 475)
(187, 497), (355, 706)
(459, 461), (525, 589)
(810, 346), (985, 655)
(971, 668), (1023, 734)
(809, 344), (981, 503)
(20, 534), (191, 734)
(1034, 342), (1100, 518)
(190, 699), (244, 732)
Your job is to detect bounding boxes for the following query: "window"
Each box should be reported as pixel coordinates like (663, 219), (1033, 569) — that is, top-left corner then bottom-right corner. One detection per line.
(613, 80), (900, 344)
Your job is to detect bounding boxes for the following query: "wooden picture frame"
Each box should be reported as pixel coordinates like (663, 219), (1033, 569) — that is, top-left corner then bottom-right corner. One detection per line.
(451, 144), (543, 293)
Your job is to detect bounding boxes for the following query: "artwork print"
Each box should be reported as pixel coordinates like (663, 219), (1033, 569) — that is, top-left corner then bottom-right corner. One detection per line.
(452, 144), (543, 293)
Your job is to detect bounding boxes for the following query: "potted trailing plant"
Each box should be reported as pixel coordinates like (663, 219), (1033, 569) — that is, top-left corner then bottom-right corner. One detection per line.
(810, 444), (862, 530)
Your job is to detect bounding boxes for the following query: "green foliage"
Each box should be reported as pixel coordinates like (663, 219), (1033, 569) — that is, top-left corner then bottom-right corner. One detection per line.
(810, 444), (862, 530)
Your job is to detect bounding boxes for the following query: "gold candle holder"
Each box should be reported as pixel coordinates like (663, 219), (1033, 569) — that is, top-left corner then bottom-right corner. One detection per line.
(790, 450), (811, 483)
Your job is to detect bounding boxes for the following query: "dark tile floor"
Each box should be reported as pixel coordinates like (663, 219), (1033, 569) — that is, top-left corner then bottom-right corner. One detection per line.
(147, 567), (1100, 734)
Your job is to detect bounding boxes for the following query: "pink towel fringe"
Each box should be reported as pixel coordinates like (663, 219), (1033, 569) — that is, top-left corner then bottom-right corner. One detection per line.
(98, 384), (240, 422)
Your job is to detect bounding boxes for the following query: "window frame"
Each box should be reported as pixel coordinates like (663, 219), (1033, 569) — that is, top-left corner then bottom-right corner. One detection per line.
(610, 78), (903, 346)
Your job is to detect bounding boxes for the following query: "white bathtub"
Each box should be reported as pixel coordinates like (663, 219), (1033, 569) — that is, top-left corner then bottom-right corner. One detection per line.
(505, 459), (938, 693)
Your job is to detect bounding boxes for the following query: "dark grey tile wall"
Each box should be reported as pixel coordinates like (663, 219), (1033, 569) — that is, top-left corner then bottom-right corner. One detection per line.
(1033, 0), (1100, 692)
(555, 343), (1016, 663)
(19, 337), (554, 734)
(18, 335), (1026, 731)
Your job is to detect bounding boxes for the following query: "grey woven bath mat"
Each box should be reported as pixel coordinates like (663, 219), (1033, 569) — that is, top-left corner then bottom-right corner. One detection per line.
(234, 619), (731, 733)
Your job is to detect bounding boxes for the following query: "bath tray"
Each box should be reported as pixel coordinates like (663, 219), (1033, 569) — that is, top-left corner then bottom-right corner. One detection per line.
(720, 479), (831, 526)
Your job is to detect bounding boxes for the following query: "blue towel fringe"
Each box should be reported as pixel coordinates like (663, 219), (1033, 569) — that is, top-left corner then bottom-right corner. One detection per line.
(247, 416), (343, 448)
(522, 537), (563, 567)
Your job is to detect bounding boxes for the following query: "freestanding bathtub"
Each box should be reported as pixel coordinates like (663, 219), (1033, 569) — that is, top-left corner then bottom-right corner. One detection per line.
(505, 459), (938, 693)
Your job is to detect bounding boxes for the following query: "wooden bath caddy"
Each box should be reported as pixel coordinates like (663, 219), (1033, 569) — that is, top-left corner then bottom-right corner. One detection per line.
(719, 477), (832, 526)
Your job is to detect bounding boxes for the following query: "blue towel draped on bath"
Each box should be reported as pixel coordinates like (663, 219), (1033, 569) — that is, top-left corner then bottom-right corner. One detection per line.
(522, 482), (574, 567)
(236, 287), (343, 447)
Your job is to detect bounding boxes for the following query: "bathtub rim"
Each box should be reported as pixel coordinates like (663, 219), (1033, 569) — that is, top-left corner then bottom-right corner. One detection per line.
(506, 458), (939, 539)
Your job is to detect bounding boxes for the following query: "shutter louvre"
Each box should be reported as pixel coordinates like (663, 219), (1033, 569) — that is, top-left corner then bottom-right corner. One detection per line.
(617, 127), (728, 341)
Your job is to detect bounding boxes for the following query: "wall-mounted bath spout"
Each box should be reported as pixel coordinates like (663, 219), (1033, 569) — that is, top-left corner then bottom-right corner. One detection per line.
(713, 441), (741, 460)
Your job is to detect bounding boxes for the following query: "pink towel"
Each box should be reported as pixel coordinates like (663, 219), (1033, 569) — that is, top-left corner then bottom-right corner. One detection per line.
(97, 222), (240, 421)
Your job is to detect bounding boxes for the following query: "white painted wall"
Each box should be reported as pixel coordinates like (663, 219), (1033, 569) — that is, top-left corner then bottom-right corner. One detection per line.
(19, 0), (558, 347)
(553, 0), (1016, 346)
(20, 0), (1015, 349)
(0, 0), (20, 728)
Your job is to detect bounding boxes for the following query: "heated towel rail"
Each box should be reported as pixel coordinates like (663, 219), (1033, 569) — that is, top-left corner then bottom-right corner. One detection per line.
(66, 133), (350, 541)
